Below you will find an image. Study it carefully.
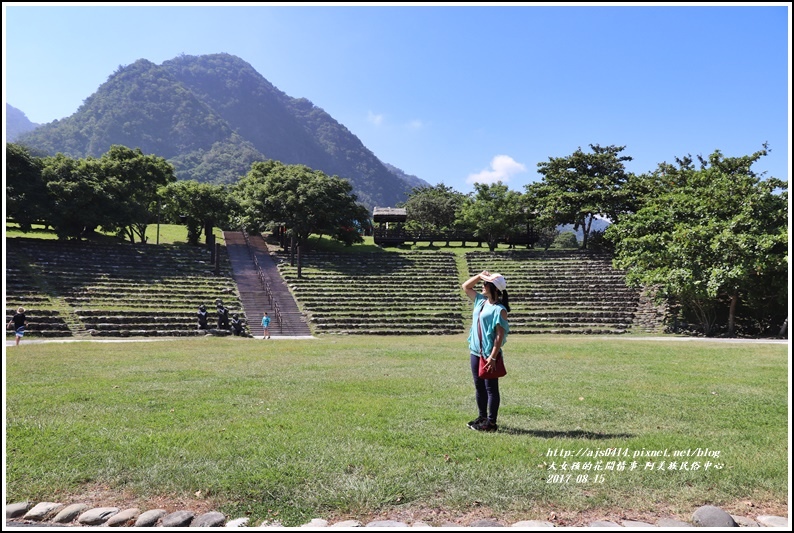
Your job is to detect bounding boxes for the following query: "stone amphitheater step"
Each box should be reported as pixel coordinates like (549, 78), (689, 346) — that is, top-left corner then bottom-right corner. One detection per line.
(5, 308), (72, 338)
(313, 327), (466, 335)
(515, 328), (632, 334)
(514, 312), (636, 320)
(5, 330), (73, 338)
(312, 317), (464, 326)
(464, 249), (644, 334)
(275, 250), (463, 336)
(7, 237), (246, 338)
(68, 285), (238, 294)
(88, 329), (227, 337)
(511, 315), (634, 324)
(7, 238), (664, 337)
(290, 290), (462, 299)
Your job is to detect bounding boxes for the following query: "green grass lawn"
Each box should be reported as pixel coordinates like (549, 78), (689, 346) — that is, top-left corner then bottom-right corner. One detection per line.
(5, 335), (788, 525)
(5, 223), (224, 246)
(305, 233), (555, 256)
(5, 223), (567, 257)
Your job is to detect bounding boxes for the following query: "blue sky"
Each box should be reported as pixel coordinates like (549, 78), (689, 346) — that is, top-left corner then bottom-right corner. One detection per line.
(3, 2), (791, 196)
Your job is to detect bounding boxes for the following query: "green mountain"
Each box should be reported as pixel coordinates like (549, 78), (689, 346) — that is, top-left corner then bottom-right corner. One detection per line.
(12, 53), (428, 210)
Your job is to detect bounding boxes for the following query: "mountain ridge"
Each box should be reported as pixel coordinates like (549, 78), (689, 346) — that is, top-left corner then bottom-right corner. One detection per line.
(6, 103), (40, 142)
(11, 53), (429, 210)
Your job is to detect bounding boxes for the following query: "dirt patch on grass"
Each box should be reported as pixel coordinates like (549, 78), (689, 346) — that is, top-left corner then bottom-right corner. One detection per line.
(61, 483), (222, 518)
(323, 498), (788, 527)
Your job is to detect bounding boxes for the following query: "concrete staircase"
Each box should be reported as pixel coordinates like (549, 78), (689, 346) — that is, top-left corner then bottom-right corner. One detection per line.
(223, 231), (311, 337)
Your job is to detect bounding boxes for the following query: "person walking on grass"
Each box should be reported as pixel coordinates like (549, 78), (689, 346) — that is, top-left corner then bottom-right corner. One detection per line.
(7, 306), (28, 347)
(462, 271), (510, 432)
(261, 312), (271, 339)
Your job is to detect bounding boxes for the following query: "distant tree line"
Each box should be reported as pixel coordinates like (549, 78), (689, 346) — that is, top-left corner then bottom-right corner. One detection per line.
(6, 143), (369, 248)
(6, 142), (787, 338)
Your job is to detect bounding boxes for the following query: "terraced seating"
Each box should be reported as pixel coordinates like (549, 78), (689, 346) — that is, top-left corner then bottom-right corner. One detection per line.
(465, 250), (642, 334)
(78, 310), (235, 337)
(275, 251), (465, 335)
(5, 237), (247, 338)
(5, 246), (73, 339)
(4, 309), (73, 338)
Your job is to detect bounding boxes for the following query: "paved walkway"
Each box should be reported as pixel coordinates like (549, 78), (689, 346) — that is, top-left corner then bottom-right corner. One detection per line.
(5, 336), (316, 347)
(8, 336), (786, 348)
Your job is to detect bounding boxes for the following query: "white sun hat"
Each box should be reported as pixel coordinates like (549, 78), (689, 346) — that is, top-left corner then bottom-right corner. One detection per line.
(485, 273), (507, 292)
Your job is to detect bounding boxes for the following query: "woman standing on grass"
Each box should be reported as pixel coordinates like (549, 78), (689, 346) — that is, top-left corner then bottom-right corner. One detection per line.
(462, 271), (510, 432)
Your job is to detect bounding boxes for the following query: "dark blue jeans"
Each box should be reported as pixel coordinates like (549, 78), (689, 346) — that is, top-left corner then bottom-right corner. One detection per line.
(471, 353), (500, 423)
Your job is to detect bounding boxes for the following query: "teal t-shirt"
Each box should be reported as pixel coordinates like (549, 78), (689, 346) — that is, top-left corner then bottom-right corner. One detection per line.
(467, 293), (509, 358)
(262, 316), (271, 327)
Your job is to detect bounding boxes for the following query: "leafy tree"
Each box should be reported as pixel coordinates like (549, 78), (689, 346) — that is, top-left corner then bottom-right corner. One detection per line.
(98, 145), (177, 243)
(234, 160), (369, 276)
(399, 183), (466, 234)
(160, 180), (233, 245)
(6, 143), (50, 231)
(534, 226), (560, 251)
(41, 154), (119, 240)
(528, 144), (633, 249)
(317, 180), (371, 247)
(551, 231), (579, 249)
(19, 145), (176, 243)
(457, 182), (524, 251)
(606, 146), (788, 337)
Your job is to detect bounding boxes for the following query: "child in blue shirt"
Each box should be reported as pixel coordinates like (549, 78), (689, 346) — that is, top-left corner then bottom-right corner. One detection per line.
(261, 312), (271, 339)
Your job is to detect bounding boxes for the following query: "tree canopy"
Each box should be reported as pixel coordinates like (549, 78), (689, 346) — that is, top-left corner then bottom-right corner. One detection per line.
(606, 146), (788, 336)
(6, 143), (49, 232)
(233, 160), (370, 275)
(160, 180), (233, 245)
(457, 182), (525, 251)
(528, 144), (633, 249)
(99, 145), (177, 243)
(7, 143), (175, 242)
(399, 183), (466, 234)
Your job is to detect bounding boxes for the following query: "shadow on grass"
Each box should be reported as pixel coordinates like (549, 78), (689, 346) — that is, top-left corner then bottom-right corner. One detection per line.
(499, 426), (634, 439)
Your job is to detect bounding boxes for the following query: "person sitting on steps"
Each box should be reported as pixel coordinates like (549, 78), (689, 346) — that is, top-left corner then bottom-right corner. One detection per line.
(216, 302), (230, 329)
(197, 304), (209, 330)
(231, 313), (245, 336)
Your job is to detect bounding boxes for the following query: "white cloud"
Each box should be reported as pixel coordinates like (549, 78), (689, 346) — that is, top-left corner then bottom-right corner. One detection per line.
(406, 119), (424, 129)
(367, 111), (384, 125)
(466, 155), (527, 185)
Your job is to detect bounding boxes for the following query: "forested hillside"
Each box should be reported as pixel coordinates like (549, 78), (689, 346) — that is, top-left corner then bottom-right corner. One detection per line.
(13, 53), (427, 209)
